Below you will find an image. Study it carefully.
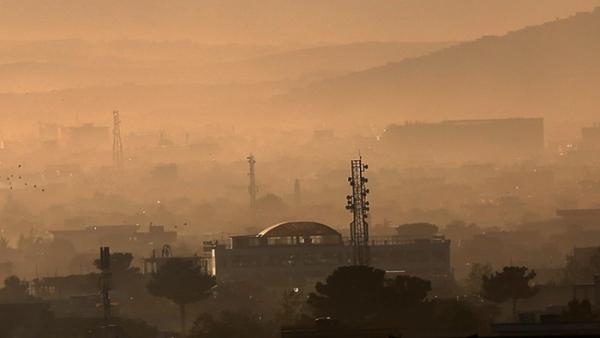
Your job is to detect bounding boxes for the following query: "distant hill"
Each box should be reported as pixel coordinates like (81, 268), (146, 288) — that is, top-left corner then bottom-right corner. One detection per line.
(279, 8), (600, 132)
(212, 41), (455, 83)
(0, 40), (454, 131)
(0, 40), (451, 92)
(0, 40), (288, 92)
(0, 39), (287, 66)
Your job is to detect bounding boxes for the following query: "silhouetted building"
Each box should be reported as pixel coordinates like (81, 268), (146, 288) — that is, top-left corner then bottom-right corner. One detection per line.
(141, 245), (209, 275)
(572, 276), (600, 306)
(33, 274), (98, 300)
(568, 246), (600, 284)
(210, 221), (450, 288)
(382, 117), (544, 162)
(64, 123), (109, 149)
(557, 209), (600, 228)
(52, 224), (177, 254)
(582, 124), (600, 150)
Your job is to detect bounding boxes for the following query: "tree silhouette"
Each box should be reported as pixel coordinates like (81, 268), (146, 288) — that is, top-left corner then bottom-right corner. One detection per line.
(147, 258), (216, 334)
(0, 276), (34, 302)
(307, 265), (431, 326)
(308, 265), (386, 324)
(481, 266), (539, 319)
(562, 298), (596, 322)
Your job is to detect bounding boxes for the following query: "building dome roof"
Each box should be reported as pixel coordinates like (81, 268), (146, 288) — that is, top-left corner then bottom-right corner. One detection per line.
(257, 221), (340, 238)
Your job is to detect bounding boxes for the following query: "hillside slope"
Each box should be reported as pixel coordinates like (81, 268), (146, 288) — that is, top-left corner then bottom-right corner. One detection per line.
(0, 40), (451, 92)
(280, 8), (600, 130)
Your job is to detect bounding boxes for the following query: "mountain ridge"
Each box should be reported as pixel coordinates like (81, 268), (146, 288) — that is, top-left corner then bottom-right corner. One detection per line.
(277, 7), (600, 131)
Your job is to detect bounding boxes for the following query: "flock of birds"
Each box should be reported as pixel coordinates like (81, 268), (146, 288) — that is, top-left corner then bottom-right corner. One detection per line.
(5, 164), (45, 192)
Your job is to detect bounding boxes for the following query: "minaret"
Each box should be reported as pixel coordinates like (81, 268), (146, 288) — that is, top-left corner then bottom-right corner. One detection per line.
(112, 110), (124, 169)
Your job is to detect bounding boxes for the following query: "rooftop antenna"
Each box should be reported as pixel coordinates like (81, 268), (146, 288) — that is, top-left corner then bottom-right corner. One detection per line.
(112, 111), (124, 169)
(247, 154), (257, 210)
(346, 156), (371, 266)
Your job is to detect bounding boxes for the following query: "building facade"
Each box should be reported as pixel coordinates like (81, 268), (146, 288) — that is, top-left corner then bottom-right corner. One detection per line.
(52, 224), (177, 255)
(381, 117), (544, 163)
(210, 221), (451, 289)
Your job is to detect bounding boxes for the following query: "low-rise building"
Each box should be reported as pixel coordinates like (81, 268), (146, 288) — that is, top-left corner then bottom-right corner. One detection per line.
(209, 221), (451, 289)
(52, 224), (176, 254)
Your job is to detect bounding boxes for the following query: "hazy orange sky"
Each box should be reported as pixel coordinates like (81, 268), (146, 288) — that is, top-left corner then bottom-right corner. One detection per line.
(1, 0), (599, 43)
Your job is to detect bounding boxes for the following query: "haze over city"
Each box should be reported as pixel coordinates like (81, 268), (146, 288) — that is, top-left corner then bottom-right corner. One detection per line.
(2, 1), (600, 338)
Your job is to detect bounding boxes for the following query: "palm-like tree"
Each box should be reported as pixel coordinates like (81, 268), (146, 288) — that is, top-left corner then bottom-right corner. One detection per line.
(147, 258), (216, 333)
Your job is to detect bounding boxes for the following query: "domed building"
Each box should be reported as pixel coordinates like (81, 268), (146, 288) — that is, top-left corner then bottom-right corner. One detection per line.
(233, 221), (343, 248)
(209, 220), (450, 289)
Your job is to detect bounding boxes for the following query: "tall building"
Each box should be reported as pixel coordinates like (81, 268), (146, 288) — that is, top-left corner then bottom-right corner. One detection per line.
(582, 124), (600, 150)
(381, 117), (544, 162)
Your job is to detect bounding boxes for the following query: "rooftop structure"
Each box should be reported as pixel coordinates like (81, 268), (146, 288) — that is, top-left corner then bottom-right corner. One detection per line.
(230, 221), (342, 249)
(141, 244), (209, 275)
(209, 221), (450, 289)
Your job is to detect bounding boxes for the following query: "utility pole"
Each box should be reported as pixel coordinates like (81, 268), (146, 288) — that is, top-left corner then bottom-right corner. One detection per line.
(247, 154), (257, 210)
(346, 157), (371, 266)
(112, 110), (124, 169)
(99, 246), (113, 337)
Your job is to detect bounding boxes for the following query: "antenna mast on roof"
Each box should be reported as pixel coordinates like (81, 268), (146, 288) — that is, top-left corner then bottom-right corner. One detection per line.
(346, 156), (371, 266)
